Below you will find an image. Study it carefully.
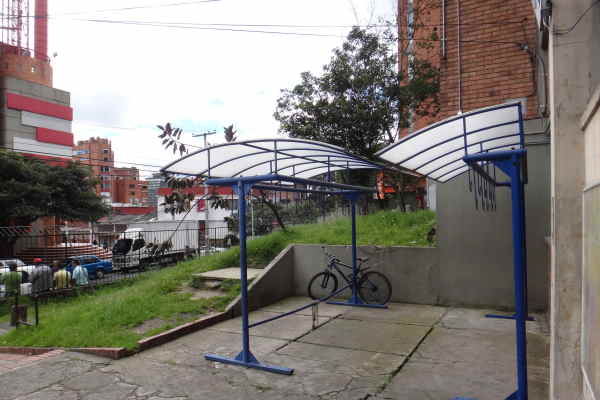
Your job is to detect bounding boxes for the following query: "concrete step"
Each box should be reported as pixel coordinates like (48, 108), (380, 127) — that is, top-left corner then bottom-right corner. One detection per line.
(191, 267), (263, 289)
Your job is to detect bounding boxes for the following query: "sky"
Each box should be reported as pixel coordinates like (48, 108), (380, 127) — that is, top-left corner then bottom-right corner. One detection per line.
(45, 0), (397, 177)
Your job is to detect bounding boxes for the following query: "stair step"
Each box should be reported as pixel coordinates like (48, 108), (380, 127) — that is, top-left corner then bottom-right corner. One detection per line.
(190, 267), (263, 289)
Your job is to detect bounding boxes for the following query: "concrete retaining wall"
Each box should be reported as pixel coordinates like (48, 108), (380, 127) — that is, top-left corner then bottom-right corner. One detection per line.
(436, 139), (550, 311)
(228, 244), (295, 317)
(292, 244), (439, 305)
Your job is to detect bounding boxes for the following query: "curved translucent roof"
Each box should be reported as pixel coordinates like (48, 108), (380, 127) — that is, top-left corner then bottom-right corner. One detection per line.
(375, 102), (524, 182)
(161, 138), (383, 179)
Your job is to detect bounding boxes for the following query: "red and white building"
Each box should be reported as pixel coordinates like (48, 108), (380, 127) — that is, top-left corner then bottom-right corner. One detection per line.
(0, 0), (74, 165)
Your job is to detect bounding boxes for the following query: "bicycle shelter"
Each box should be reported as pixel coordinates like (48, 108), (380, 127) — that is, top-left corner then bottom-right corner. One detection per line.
(161, 139), (390, 374)
(376, 102), (530, 400)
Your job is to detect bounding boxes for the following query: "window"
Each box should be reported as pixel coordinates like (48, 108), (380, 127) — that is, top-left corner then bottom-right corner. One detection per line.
(103, 149), (110, 154)
(130, 192), (136, 196)
(102, 183), (110, 189)
(103, 157), (109, 162)
(129, 184), (135, 189)
(101, 166), (110, 173)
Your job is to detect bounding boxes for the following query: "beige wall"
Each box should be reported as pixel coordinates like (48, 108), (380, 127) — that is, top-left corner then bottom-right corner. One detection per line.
(548, 1), (600, 398)
(582, 84), (600, 400)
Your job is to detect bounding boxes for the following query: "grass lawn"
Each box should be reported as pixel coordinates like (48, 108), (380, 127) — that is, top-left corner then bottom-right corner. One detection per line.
(0, 210), (435, 350)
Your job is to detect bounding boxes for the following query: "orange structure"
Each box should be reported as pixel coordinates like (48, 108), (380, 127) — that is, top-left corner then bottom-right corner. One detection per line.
(0, 0), (52, 86)
(73, 137), (115, 200)
(398, 0), (539, 134)
(113, 167), (149, 205)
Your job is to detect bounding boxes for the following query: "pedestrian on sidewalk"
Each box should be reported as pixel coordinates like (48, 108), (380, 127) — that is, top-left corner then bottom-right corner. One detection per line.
(72, 259), (89, 286)
(0, 262), (22, 296)
(30, 258), (53, 294)
(53, 263), (71, 290)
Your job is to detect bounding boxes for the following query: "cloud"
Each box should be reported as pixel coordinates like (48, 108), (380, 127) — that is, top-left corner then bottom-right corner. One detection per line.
(50, 0), (395, 166)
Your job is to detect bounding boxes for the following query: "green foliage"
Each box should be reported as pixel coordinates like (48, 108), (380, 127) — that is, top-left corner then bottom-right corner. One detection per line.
(274, 27), (439, 160)
(0, 150), (110, 225)
(0, 210), (435, 349)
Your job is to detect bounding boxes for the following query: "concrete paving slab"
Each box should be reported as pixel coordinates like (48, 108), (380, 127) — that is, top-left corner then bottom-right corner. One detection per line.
(380, 357), (548, 400)
(276, 341), (405, 377)
(197, 267), (263, 280)
(299, 318), (430, 356)
(141, 330), (288, 367)
(208, 310), (324, 340)
(341, 302), (447, 326)
(261, 296), (349, 318)
(440, 307), (549, 334)
(0, 301), (549, 400)
(414, 326), (550, 369)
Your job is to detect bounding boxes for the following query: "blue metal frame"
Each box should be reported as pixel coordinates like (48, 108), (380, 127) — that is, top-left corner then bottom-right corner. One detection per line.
(203, 174), (387, 375)
(327, 192), (387, 309)
(463, 148), (529, 400)
(374, 102), (524, 183)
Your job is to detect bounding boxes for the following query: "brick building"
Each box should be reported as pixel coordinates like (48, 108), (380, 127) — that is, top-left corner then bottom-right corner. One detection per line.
(73, 138), (149, 205)
(113, 167), (149, 206)
(73, 137), (115, 202)
(399, 0), (540, 132)
(0, 0), (74, 165)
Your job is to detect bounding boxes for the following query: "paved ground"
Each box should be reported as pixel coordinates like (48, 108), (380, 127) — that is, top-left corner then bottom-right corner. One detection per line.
(0, 297), (549, 400)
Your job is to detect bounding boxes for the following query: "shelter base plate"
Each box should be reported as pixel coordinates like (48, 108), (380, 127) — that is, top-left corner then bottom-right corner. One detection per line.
(205, 351), (294, 375)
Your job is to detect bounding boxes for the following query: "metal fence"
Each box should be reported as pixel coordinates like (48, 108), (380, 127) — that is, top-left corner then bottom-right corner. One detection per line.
(0, 226), (233, 306)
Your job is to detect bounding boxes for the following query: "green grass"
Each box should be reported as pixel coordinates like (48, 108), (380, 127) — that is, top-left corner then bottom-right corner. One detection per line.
(0, 210), (435, 349)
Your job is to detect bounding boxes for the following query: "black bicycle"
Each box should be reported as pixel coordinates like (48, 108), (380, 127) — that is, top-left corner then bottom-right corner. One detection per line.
(307, 247), (392, 305)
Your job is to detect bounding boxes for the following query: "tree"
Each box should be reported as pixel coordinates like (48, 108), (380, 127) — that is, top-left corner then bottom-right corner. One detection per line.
(0, 150), (110, 226)
(274, 26), (439, 160)
(274, 26), (439, 207)
(158, 124), (291, 233)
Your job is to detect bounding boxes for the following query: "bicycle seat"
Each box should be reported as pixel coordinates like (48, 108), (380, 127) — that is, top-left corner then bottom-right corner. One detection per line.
(357, 257), (369, 263)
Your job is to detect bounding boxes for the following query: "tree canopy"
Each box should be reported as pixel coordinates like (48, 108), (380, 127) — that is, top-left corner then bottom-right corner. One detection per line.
(0, 151), (110, 226)
(274, 26), (440, 160)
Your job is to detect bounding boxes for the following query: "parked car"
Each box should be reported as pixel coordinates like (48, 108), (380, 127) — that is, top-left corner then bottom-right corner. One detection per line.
(0, 259), (36, 297)
(63, 255), (112, 280)
(0, 259), (36, 282)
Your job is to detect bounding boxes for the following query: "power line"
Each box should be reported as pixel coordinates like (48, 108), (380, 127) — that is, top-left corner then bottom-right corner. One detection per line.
(549, 0), (600, 35)
(0, 0), (223, 19)
(1, 145), (163, 173)
(64, 17), (526, 45)
(75, 19), (345, 38)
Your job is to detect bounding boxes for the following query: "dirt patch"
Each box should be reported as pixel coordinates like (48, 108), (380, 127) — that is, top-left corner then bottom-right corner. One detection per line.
(178, 285), (226, 300)
(131, 318), (169, 335)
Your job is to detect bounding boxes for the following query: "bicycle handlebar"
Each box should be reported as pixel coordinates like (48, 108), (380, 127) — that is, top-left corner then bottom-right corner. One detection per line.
(321, 246), (367, 265)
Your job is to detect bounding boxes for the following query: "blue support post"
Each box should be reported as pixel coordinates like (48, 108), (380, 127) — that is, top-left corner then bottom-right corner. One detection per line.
(465, 150), (529, 400)
(328, 193), (387, 309)
(503, 154), (528, 400)
(204, 181), (293, 375)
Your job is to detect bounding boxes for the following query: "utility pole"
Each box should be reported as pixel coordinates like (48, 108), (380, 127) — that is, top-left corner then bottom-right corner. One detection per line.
(192, 130), (217, 148)
(192, 130), (217, 248)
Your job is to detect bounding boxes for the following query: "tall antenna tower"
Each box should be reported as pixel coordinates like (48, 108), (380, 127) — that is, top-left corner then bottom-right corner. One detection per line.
(1, 0), (30, 52)
(0, 0), (52, 86)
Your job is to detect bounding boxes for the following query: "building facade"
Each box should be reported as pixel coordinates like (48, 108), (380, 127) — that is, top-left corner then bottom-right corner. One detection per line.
(73, 137), (114, 201)
(399, 0), (551, 312)
(0, 0), (73, 165)
(73, 139), (149, 206)
(113, 167), (149, 205)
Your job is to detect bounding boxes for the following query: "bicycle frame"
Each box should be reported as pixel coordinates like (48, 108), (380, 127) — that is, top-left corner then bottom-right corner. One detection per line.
(325, 258), (365, 288)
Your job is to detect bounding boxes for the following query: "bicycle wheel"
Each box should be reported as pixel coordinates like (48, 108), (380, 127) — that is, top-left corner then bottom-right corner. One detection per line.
(308, 272), (338, 300)
(358, 271), (392, 305)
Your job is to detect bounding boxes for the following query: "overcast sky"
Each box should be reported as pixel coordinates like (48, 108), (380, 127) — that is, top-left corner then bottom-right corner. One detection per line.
(45, 0), (396, 176)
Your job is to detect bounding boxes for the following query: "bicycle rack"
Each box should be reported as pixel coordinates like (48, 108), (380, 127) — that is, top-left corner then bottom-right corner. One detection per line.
(202, 176), (390, 375)
(326, 193), (387, 309)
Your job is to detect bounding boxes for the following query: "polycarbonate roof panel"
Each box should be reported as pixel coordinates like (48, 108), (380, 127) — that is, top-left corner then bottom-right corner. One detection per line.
(375, 102), (524, 182)
(161, 138), (382, 180)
